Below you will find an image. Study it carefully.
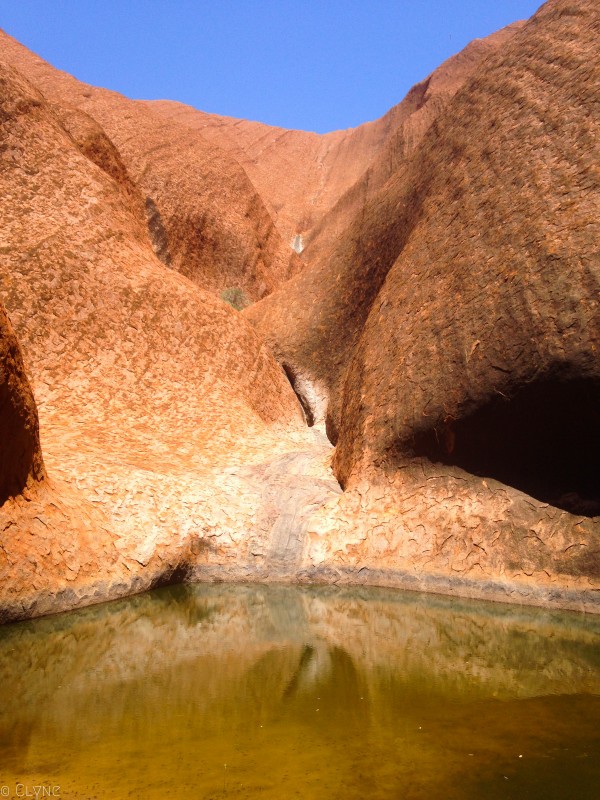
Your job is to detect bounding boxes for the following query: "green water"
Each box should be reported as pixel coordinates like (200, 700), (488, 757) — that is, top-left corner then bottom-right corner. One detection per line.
(0, 584), (599, 799)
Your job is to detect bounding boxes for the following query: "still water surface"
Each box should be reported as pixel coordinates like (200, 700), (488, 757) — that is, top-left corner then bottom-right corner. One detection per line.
(0, 584), (599, 799)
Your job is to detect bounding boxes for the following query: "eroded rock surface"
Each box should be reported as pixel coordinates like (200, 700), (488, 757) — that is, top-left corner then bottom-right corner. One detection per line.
(0, 30), (296, 302)
(0, 304), (45, 503)
(0, 53), (318, 622)
(0, 0), (599, 621)
(146, 28), (524, 262)
(245, 23), (523, 419)
(249, 0), (600, 610)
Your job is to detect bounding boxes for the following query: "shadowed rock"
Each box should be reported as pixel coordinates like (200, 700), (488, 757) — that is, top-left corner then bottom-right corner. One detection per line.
(332, 0), (600, 491)
(0, 0), (599, 620)
(245, 23), (523, 425)
(249, 0), (600, 609)
(0, 29), (297, 302)
(0, 305), (45, 503)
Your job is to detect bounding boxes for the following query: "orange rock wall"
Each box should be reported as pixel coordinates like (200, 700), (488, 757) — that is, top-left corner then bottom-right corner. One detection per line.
(0, 1), (598, 621)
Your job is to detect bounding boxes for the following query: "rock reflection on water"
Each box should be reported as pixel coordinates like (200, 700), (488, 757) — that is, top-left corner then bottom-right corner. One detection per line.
(0, 584), (599, 799)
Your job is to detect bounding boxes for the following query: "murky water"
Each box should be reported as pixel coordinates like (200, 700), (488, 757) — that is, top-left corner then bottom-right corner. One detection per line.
(0, 584), (599, 799)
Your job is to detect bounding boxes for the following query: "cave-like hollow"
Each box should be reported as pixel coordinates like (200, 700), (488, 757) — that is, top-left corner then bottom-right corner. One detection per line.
(410, 377), (600, 517)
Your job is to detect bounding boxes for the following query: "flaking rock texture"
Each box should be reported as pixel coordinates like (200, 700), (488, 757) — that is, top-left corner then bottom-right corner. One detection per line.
(1, 0), (599, 621)
(251, 0), (600, 609)
(0, 55), (325, 622)
(245, 23), (523, 421)
(0, 31), (296, 302)
(332, 0), (600, 483)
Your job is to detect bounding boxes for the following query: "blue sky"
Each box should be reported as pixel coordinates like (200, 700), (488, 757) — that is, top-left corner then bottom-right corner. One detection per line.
(1, 0), (543, 133)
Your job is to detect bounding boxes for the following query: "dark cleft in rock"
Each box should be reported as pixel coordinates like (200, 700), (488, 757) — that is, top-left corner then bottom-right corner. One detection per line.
(0, 304), (45, 504)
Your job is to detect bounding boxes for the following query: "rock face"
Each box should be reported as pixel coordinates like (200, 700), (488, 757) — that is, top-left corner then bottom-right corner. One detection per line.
(0, 52), (316, 622)
(1, 0), (599, 621)
(0, 31), (297, 302)
(144, 102), (394, 253)
(0, 305), (45, 503)
(146, 23), (522, 262)
(245, 23), (524, 425)
(250, 0), (600, 608)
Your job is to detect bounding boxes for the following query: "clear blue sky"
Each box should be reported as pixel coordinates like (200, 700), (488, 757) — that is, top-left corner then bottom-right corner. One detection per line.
(1, 0), (543, 133)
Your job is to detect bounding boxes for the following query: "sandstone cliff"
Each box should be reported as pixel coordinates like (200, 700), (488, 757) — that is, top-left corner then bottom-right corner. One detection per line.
(0, 54), (319, 622)
(0, 0), (598, 621)
(248, 0), (600, 608)
(0, 30), (297, 302)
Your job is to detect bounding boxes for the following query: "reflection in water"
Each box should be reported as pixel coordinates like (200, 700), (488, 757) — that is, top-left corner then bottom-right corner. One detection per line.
(0, 584), (599, 799)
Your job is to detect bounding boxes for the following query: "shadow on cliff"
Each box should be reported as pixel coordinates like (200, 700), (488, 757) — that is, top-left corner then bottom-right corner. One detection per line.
(409, 373), (600, 517)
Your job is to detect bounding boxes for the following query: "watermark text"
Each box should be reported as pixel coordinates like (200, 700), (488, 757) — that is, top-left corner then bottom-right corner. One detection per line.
(0, 785), (60, 798)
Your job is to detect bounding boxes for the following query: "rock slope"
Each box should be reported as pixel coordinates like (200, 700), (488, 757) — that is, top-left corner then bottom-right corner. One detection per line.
(147, 23), (522, 259)
(250, 0), (600, 609)
(0, 31), (297, 302)
(0, 0), (599, 620)
(0, 54), (326, 622)
(246, 22), (524, 422)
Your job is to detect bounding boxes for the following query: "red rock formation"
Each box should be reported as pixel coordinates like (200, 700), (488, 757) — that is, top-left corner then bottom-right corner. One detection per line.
(251, 0), (600, 609)
(146, 25), (522, 259)
(0, 53), (313, 622)
(332, 0), (600, 492)
(144, 104), (384, 252)
(0, 304), (45, 504)
(245, 23), (524, 426)
(302, 23), (525, 264)
(0, 0), (598, 620)
(0, 30), (296, 302)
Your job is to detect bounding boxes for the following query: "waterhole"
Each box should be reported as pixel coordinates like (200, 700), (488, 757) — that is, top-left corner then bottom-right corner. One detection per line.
(0, 583), (598, 799)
